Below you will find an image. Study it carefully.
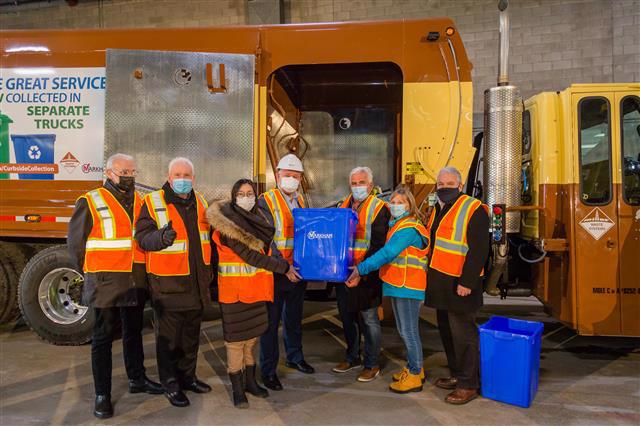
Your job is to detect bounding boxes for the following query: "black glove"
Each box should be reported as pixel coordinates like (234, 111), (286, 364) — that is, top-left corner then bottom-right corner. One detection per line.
(161, 220), (177, 246)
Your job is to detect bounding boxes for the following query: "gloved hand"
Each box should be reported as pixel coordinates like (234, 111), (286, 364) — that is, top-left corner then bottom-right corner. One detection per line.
(161, 220), (177, 246)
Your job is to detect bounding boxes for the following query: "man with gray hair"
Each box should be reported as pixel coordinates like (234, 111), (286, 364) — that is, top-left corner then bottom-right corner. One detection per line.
(331, 166), (390, 382)
(424, 166), (489, 405)
(68, 153), (163, 419)
(136, 157), (214, 408)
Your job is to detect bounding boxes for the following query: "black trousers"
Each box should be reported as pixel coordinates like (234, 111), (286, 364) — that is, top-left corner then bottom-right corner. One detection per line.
(154, 308), (203, 392)
(259, 275), (307, 377)
(436, 309), (480, 390)
(91, 305), (146, 395)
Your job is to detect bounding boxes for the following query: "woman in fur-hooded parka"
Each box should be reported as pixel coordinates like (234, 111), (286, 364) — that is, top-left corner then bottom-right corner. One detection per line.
(207, 179), (293, 407)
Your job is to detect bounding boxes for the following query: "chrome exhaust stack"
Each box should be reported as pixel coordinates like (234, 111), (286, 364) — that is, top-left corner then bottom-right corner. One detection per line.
(484, 0), (523, 296)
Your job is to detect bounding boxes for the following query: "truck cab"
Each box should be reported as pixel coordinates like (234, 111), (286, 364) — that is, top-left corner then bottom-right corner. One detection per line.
(521, 83), (640, 336)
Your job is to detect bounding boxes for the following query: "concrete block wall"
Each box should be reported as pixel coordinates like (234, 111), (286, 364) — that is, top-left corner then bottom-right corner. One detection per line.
(2, 0), (639, 117)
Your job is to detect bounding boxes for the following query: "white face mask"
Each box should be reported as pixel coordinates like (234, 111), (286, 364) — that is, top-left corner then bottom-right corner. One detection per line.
(279, 176), (300, 193)
(236, 196), (255, 211)
(351, 185), (370, 202)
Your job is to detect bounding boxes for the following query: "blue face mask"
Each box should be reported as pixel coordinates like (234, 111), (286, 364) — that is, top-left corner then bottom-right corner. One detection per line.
(389, 204), (407, 218)
(172, 178), (193, 195)
(351, 185), (370, 202)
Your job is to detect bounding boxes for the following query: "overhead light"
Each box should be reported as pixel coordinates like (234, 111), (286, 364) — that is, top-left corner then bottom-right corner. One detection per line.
(6, 46), (50, 53)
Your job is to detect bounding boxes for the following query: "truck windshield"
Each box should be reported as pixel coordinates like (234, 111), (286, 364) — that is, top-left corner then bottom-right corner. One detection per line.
(621, 95), (640, 206)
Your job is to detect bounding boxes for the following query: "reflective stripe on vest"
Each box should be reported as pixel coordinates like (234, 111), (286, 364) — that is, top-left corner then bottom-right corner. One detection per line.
(144, 189), (211, 276)
(212, 230), (274, 304)
(426, 194), (486, 277)
(82, 188), (144, 272)
(379, 216), (429, 291)
(261, 188), (304, 262)
(340, 194), (387, 264)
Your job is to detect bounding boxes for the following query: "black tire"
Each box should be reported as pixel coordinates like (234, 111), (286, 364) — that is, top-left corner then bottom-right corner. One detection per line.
(18, 245), (94, 345)
(0, 243), (21, 324)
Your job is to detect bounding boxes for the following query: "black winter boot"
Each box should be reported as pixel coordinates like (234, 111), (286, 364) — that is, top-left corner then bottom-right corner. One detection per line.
(229, 371), (249, 409)
(244, 364), (269, 398)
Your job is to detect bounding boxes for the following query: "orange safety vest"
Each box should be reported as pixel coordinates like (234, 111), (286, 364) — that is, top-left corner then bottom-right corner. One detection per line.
(426, 194), (488, 277)
(260, 188), (305, 263)
(82, 187), (145, 273)
(339, 193), (387, 264)
(379, 216), (429, 291)
(212, 230), (274, 304)
(143, 189), (212, 277)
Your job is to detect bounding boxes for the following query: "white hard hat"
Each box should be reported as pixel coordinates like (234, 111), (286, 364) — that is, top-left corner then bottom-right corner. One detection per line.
(277, 154), (304, 172)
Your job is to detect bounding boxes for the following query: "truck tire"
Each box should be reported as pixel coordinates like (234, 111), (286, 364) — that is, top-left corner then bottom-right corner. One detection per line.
(0, 243), (21, 324)
(18, 245), (94, 345)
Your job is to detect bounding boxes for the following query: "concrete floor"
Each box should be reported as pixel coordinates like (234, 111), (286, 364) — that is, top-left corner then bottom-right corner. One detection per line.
(1, 296), (638, 426)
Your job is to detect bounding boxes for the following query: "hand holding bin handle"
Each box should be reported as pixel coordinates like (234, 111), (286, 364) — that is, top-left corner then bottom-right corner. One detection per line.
(286, 265), (302, 283)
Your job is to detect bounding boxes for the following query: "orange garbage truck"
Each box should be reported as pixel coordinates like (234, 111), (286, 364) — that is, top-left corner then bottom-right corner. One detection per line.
(1, 15), (638, 345)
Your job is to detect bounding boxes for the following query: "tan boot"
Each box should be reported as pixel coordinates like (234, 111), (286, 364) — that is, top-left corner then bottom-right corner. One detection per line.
(389, 369), (423, 394)
(392, 367), (425, 383)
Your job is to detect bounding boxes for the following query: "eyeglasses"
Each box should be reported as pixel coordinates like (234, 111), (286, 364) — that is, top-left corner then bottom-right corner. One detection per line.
(112, 168), (138, 177)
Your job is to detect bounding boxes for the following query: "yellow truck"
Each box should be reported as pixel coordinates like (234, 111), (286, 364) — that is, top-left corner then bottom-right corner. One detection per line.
(0, 7), (638, 344)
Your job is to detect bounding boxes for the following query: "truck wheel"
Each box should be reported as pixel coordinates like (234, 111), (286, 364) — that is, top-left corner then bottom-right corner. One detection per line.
(0, 243), (21, 324)
(18, 245), (94, 345)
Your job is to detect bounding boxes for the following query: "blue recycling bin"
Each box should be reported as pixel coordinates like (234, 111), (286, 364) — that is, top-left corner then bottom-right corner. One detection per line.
(293, 208), (358, 282)
(10, 134), (56, 180)
(479, 316), (544, 408)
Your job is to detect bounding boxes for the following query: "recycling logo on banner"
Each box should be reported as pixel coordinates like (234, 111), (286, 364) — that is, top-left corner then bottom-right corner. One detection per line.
(28, 145), (41, 160)
(579, 207), (614, 240)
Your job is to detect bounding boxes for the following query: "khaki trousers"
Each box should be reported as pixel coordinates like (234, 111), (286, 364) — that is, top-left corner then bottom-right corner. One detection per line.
(225, 337), (258, 373)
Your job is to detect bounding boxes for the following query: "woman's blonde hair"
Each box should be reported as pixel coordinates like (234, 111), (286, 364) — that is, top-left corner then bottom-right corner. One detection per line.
(389, 184), (425, 223)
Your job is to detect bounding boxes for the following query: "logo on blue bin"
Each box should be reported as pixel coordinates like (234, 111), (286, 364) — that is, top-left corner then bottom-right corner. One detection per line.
(307, 230), (333, 240)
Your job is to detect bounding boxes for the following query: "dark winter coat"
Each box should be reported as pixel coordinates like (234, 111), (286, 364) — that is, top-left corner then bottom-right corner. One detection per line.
(135, 182), (214, 312)
(207, 200), (289, 342)
(336, 198), (390, 312)
(67, 179), (147, 308)
(425, 193), (490, 313)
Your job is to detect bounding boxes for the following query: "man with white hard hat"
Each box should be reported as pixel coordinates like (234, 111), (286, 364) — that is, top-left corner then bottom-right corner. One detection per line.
(258, 153), (312, 391)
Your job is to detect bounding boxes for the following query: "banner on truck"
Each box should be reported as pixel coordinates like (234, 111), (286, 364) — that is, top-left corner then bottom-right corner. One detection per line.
(0, 67), (105, 181)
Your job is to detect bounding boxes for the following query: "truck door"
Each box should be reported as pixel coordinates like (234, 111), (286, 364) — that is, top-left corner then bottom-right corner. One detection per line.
(572, 93), (621, 335)
(103, 49), (256, 201)
(616, 93), (640, 336)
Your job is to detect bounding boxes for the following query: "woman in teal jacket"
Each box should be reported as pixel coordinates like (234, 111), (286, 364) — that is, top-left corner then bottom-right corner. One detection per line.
(346, 186), (429, 394)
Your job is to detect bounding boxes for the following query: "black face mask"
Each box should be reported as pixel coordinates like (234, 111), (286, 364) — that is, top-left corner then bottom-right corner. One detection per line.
(113, 176), (135, 192)
(436, 187), (460, 204)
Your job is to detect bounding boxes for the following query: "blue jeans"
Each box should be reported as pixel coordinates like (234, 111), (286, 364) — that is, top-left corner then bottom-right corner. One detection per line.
(335, 284), (381, 369)
(390, 296), (423, 375)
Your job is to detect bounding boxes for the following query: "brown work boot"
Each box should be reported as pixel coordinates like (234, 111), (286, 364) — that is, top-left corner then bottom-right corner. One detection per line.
(332, 359), (362, 373)
(357, 367), (380, 382)
(435, 376), (458, 390)
(445, 388), (479, 405)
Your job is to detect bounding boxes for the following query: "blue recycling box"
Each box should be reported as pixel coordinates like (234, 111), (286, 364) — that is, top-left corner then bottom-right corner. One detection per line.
(479, 316), (544, 408)
(293, 208), (358, 282)
(10, 134), (56, 180)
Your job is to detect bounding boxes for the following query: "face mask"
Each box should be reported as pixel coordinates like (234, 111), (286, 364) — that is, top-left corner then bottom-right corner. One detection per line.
(236, 196), (255, 211)
(389, 204), (407, 218)
(436, 187), (460, 204)
(351, 185), (369, 202)
(114, 176), (135, 192)
(172, 178), (193, 195)
(279, 176), (300, 193)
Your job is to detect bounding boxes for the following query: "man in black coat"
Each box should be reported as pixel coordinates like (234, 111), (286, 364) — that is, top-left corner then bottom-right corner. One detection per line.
(425, 166), (489, 405)
(67, 153), (162, 419)
(331, 167), (389, 382)
(135, 157), (214, 408)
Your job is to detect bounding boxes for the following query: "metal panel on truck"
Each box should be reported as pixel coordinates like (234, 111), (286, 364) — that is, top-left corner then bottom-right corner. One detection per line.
(104, 49), (255, 201)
